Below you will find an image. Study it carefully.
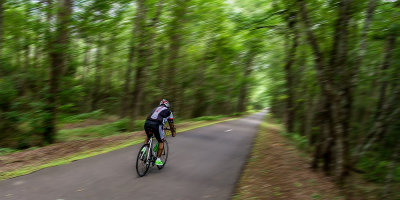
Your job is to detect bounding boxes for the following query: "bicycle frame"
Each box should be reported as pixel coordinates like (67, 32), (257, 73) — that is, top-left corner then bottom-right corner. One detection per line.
(136, 125), (172, 176)
(146, 136), (155, 164)
(145, 127), (170, 163)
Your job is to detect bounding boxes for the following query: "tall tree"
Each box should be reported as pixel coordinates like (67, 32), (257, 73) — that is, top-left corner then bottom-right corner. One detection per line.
(355, 30), (398, 161)
(91, 36), (103, 111)
(43, 0), (73, 144)
(128, 0), (149, 130)
(297, 0), (354, 182)
(0, 0), (4, 68)
(120, 5), (138, 118)
(283, 11), (299, 133)
(166, 0), (189, 114)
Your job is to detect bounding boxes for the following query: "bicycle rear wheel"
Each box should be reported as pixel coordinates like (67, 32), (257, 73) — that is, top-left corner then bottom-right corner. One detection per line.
(157, 139), (168, 170)
(136, 144), (150, 177)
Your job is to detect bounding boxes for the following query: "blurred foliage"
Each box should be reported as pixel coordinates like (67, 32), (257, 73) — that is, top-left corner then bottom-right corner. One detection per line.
(259, 0), (400, 197)
(0, 0), (269, 148)
(0, 0), (399, 197)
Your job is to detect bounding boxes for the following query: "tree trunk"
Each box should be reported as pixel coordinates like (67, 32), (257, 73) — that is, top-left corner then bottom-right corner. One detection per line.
(21, 39), (30, 96)
(24, 4), (32, 71)
(44, 0), (73, 144)
(82, 42), (90, 83)
(91, 36), (103, 111)
(156, 44), (166, 91)
(374, 33), (396, 120)
(311, 96), (336, 176)
(22, 6), (31, 95)
(383, 141), (400, 199)
(297, 0), (353, 183)
(0, 0), (4, 69)
(128, 0), (165, 128)
(120, 19), (137, 118)
(354, 33), (397, 161)
(139, 0), (165, 113)
(284, 12), (299, 133)
(81, 41), (92, 111)
(331, 0), (353, 183)
(353, 0), (377, 76)
(0, 0), (5, 142)
(192, 49), (208, 118)
(166, 0), (189, 113)
(128, 0), (148, 130)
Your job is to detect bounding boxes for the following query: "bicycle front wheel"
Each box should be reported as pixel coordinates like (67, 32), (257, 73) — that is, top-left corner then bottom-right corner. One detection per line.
(157, 139), (168, 170)
(136, 144), (150, 177)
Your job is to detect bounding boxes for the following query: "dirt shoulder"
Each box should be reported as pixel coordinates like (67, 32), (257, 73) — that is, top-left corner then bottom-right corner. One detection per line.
(0, 132), (142, 174)
(234, 117), (344, 200)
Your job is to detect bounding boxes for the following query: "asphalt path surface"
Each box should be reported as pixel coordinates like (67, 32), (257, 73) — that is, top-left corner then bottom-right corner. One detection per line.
(0, 111), (266, 200)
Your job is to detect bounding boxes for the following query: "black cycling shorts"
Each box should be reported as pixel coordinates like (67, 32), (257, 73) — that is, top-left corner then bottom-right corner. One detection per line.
(144, 121), (164, 143)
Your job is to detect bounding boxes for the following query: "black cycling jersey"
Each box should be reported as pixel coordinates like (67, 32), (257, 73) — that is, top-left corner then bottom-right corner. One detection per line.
(144, 105), (174, 142)
(146, 105), (174, 125)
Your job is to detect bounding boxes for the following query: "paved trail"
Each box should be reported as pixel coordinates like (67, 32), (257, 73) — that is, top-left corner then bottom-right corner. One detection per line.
(0, 111), (266, 200)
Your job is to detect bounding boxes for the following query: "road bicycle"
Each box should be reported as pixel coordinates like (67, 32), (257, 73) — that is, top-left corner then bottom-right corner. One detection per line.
(136, 126), (174, 177)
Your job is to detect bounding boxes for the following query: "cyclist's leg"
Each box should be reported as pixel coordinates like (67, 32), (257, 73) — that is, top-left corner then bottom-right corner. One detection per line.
(143, 123), (152, 144)
(156, 125), (165, 158)
(152, 125), (164, 165)
(152, 125), (164, 158)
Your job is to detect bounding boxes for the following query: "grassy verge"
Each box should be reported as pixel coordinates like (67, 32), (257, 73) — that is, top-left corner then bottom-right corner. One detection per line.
(57, 118), (141, 141)
(0, 148), (19, 156)
(0, 116), (239, 181)
(235, 115), (399, 200)
(58, 110), (105, 124)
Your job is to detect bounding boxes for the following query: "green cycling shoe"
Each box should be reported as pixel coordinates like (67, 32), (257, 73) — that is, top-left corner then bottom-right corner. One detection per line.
(155, 159), (163, 166)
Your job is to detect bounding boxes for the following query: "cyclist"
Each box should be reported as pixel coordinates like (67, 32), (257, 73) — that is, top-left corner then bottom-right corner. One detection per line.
(142, 99), (176, 166)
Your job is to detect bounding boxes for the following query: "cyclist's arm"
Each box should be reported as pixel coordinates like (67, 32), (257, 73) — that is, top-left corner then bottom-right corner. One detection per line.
(168, 120), (176, 137)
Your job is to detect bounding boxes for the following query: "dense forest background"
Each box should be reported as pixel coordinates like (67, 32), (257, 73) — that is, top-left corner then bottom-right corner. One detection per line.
(0, 0), (399, 198)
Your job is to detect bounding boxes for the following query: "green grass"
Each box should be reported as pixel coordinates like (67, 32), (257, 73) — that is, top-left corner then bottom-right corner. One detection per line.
(280, 131), (309, 151)
(58, 110), (105, 124)
(0, 147), (40, 156)
(190, 115), (228, 121)
(311, 193), (322, 199)
(0, 148), (19, 156)
(57, 118), (143, 141)
(188, 110), (260, 122)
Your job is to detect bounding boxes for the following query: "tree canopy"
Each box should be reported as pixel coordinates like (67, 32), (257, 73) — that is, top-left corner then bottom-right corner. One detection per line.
(0, 0), (399, 198)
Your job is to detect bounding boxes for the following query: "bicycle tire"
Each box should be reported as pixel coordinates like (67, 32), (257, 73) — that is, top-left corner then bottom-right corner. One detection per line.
(136, 144), (150, 177)
(157, 139), (168, 170)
